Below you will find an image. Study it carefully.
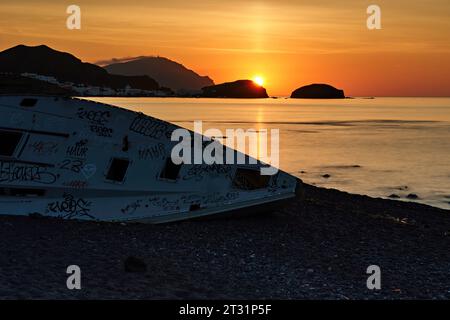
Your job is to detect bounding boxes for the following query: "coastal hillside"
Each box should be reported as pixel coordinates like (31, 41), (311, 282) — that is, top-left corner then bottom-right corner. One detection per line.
(0, 74), (74, 95)
(0, 45), (160, 91)
(104, 57), (214, 92)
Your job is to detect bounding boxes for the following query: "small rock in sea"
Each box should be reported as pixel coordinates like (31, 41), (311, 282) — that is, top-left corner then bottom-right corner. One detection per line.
(322, 174), (331, 179)
(407, 193), (419, 200)
(388, 194), (400, 199)
(124, 256), (147, 273)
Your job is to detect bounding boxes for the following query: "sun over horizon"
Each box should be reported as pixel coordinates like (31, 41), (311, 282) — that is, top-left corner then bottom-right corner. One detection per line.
(252, 75), (265, 87)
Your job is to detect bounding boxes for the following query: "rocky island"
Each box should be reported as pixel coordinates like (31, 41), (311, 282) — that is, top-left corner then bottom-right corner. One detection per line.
(202, 80), (269, 98)
(291, 83), (345, 99)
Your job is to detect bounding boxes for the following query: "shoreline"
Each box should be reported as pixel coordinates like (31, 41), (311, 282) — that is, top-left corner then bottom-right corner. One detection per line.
(0, 183), (449, 299)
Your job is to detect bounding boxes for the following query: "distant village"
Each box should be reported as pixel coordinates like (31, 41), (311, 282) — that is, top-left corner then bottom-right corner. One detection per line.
(20, 72), (173, 97)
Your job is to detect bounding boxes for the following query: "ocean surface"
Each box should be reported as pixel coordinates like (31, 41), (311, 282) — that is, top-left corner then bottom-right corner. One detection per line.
(89, 97), (450, 210)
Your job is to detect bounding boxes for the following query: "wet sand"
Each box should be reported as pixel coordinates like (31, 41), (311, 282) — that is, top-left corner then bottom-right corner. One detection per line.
(1, 182), (450, 299)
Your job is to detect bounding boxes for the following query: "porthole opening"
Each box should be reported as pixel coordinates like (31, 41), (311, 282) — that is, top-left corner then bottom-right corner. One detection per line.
(189, 204), (202, 211)
(232, 168), (271, 190)
(20, 98), (38, 107)
(0, 130), (23, 157)
(160, 158), (182, 181)
(106, 158), (130, 182)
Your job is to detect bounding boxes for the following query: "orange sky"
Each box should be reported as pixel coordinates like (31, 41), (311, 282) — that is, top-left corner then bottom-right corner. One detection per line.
(1, 0), (450, 96)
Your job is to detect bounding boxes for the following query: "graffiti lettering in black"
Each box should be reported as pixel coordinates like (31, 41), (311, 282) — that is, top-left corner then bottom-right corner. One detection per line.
(90, 125), (113, 137)
(59, 159), (84, 173)
(0, 161), (57, 185)
(77, 108), (111, 125)
(46, 193), (93, 219)
(148, 197), (180, 211)
(130, 116), (169, 139)
(138, 143), (166, 160)
(66, 140), (89, 159)
(62, 180), (88, 189)
(180, 192), (239, 207)
(121, 200), (142, 215)
(183, 164), (232, 182)
(29, 141), (59, 156)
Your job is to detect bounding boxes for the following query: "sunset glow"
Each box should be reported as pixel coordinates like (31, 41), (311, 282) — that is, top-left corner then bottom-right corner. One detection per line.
(0, 0), (449, 96)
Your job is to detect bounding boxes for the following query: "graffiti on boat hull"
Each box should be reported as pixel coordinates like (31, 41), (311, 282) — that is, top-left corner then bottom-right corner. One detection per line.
(0, 161), (57, 185)
(46, 193), (93, 219)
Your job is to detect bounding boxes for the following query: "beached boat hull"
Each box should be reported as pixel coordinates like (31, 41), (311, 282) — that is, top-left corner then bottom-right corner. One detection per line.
(0, 95), (297, 223)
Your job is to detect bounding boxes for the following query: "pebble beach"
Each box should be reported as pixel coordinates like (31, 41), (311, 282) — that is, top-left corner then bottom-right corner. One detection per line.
(1, 182), (450, 299)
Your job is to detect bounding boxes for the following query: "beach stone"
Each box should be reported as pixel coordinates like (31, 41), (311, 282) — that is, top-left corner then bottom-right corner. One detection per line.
(322, 174), (331, 179)
(28, 212), (44, 219)
(389, 194), (400, 199)
(124, 256), (147, 273)
(407, 193), (419, 200)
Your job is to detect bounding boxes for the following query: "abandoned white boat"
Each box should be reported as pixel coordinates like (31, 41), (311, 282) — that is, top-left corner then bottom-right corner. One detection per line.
(0, 95), (298, 223)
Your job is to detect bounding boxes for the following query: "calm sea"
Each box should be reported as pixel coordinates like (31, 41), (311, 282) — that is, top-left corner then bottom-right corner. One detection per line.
(89, 97), (450, 210)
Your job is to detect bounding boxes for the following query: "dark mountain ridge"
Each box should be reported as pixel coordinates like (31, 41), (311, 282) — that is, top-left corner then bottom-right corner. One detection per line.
(0, 45), (160, 91)
(104, 56), (214, 92)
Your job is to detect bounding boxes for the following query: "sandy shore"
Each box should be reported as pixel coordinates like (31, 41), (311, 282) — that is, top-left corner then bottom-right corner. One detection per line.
(1, 182), (449, 299)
